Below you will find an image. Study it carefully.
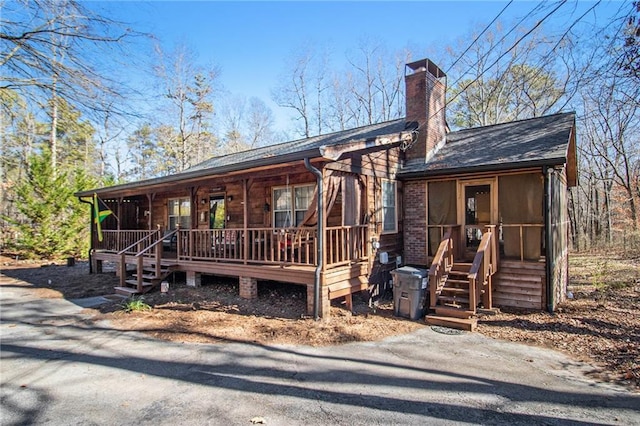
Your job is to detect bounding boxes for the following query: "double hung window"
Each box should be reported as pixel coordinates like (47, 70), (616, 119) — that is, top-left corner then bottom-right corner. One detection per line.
(168, 198), (191, 229)
(381, 180), (397, 233)
(273, 184), (315, 228)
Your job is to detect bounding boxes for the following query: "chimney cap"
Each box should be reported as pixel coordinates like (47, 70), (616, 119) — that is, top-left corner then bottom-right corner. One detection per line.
(405, 58), (446, 79)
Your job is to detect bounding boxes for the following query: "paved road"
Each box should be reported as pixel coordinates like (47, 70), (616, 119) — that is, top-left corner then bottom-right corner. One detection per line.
(1, 274), (639, 426)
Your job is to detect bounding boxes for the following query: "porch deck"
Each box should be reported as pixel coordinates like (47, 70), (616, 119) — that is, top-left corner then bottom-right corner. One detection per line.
(92, 226), (372, 315)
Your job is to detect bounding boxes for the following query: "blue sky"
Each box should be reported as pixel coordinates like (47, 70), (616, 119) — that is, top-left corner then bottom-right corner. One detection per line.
(94, 1), (620, 131)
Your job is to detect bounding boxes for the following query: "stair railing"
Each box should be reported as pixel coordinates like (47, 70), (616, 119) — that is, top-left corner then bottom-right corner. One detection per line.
(117, 229), (161, 287)
(467, 225), (498, 312)
(128, 228), (179, 292)
(428, 227), (456, 310)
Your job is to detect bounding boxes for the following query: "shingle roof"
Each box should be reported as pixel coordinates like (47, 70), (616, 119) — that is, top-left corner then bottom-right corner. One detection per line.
(399, 112), (576, 178)
(77, 119), (407, 197)
(187, 118), (407, 172)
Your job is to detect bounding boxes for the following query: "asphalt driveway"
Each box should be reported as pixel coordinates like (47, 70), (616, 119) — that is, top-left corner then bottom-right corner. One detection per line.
(1, 274), (639, 425)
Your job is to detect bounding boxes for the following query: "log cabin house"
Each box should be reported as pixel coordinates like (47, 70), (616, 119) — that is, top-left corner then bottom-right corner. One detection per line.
(76, 58), (577, 329)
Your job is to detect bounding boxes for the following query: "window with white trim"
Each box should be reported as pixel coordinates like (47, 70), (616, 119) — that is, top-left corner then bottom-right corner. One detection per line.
(273, 184), (314, 228)
(381, 180), (397, 233)
(168, 197), (191, 229)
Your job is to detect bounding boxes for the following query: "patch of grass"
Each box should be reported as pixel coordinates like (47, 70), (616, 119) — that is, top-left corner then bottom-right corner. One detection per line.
(121, 296), (152, 313)
(570, 252), (639, 291)
(591, 259), (609, 290)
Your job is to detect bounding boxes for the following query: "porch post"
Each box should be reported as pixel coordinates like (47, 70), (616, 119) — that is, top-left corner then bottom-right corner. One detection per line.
(117, 198), (122, 231)
(146, 193), (153, 230)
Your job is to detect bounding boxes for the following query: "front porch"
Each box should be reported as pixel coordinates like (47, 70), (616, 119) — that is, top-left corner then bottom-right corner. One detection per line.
(92, 225), (370, 317)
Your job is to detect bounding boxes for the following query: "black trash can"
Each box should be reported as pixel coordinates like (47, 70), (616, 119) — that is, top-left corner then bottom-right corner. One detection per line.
(391, 266), (428, 320)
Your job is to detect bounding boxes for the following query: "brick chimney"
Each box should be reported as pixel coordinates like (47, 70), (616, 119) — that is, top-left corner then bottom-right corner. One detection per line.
(404, 59), (447, 162)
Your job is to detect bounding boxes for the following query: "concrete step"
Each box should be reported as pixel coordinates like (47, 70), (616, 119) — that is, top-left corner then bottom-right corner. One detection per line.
(426, 315), (477, 331)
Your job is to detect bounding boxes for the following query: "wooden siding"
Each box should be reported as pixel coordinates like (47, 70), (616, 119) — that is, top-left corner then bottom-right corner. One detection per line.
(493, 260), (546, 309)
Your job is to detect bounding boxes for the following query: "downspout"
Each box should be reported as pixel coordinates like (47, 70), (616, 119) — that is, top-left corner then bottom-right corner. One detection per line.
(79, 197), (94, 273)
(304, 157), (323, 320)
(544, 166), (554, 313)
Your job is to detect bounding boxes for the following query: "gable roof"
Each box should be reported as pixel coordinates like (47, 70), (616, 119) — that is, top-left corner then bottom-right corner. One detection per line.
(77, 119), (409, 197)
(399, 112), (576, 180)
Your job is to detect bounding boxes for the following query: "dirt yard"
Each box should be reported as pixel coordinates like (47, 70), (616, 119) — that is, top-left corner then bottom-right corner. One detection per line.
(1, 252), (638, 391)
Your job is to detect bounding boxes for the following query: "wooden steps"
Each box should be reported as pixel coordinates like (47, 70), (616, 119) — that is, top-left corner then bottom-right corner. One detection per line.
(426, 314), (477, 331)
(434, 306), (474, 319)
(114, 286), (140, 296)
(115, 261), (177, 297)
(425, 261), (478, 331)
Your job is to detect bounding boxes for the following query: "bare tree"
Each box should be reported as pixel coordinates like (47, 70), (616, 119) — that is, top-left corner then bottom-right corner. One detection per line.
(273, 41), (408, 136)
(1, 0), (138, 174)
(445, 24), (568, 128)
(218, 95), (276, 154)
(153, 43), (218, 171)
(272, 49), (314, 138)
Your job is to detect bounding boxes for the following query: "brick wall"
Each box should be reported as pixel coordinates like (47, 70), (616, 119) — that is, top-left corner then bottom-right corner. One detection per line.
(403, 180), (428, 265)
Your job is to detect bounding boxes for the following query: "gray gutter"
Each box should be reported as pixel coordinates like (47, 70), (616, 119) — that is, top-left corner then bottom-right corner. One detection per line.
(544, 166), (554, 313)
(304, 158), (323, 320)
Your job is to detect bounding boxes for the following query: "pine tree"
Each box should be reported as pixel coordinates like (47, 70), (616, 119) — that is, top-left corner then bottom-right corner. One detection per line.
(6, 150), (94, 259)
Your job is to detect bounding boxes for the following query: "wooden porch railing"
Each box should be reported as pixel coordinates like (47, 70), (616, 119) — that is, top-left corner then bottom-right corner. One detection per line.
(467, 225), (498, 311)
(428, 226), (460, 310)
(97, 230), (155, 253)
(160, 225), (367, 268)
(325, 225), (368, 267)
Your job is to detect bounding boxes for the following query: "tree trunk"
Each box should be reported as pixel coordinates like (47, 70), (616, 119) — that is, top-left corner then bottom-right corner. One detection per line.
(50, 78), (58, 176)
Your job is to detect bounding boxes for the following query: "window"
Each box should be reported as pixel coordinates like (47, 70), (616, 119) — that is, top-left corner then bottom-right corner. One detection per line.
(168, 198), (191, 229)
(381, 180), (397, 233)
(273, 184), (315, 228)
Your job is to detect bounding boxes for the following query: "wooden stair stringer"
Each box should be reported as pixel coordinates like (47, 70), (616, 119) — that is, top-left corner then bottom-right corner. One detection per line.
(115, 261), (178, 297)
(427, 261), (478, 331)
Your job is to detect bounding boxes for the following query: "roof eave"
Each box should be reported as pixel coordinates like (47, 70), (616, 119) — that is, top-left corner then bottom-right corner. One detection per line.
(75, 147), (323, 198)
(398, 157), (568, 180)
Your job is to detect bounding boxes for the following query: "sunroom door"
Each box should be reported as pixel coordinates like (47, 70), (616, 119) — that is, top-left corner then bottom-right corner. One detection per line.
(458, 178), (497, 259)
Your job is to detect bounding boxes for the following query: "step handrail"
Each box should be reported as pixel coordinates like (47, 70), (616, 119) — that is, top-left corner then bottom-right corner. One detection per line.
(130, 228), (177, 292)
(467, 225), (497, 312)
(117, 230), (159, 256)
(118, 228), (177, 291)
(428, 227), (455, 310)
